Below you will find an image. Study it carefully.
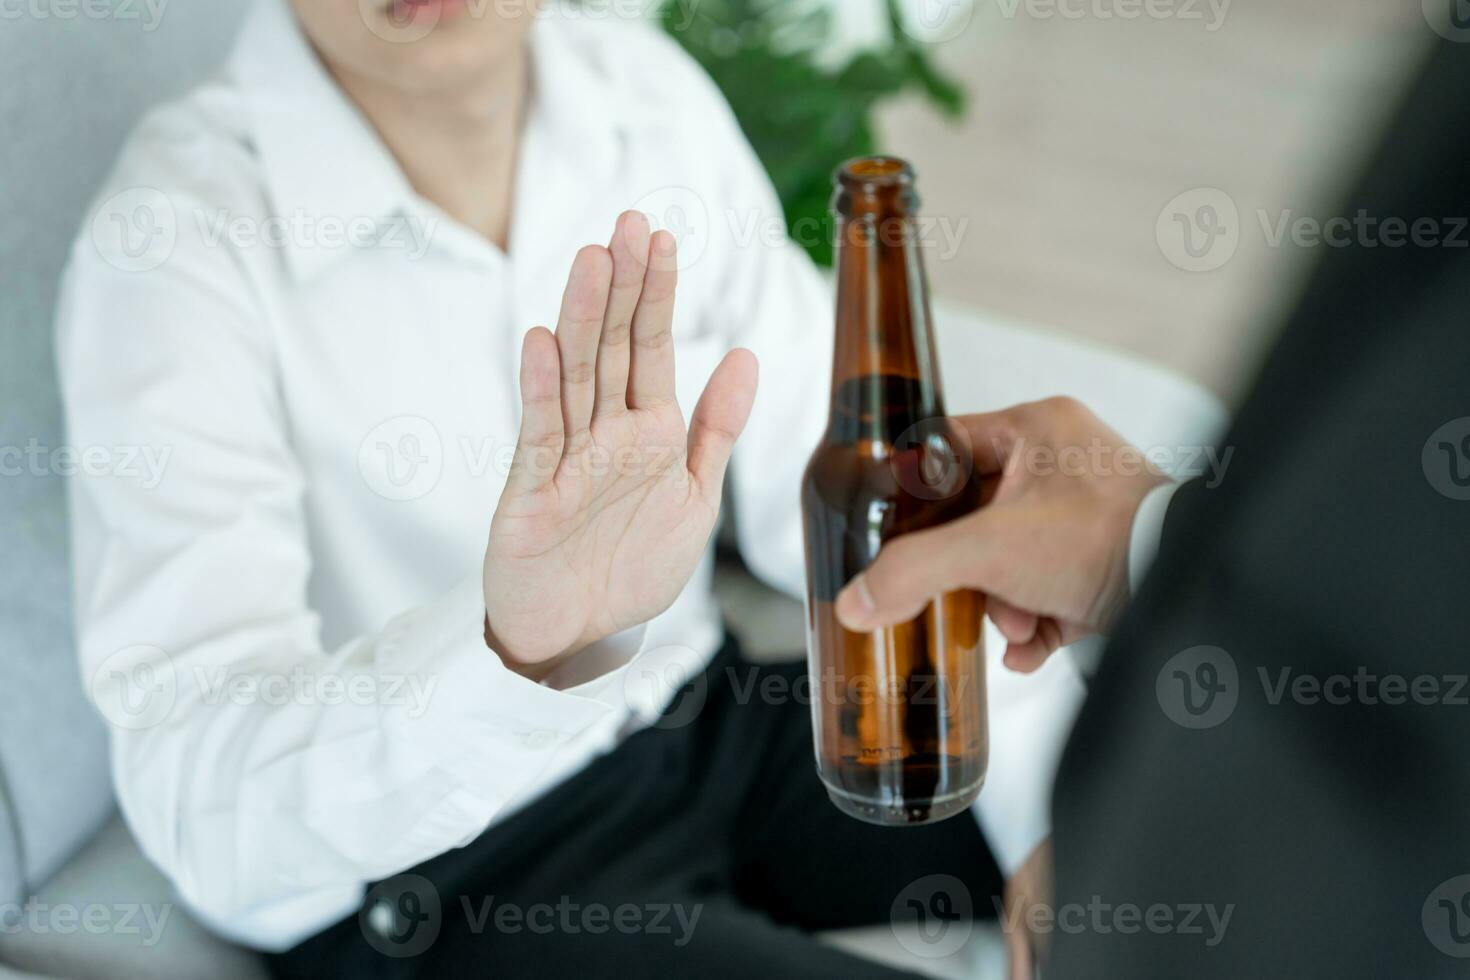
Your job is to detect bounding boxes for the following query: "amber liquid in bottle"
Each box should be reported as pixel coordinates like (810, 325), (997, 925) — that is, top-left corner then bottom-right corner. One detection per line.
(801, 157), (988, 826)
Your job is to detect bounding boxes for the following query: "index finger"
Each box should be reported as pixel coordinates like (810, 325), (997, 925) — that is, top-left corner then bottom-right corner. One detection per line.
(833, 509), (998, 631)
(955, 409), (1024, 476)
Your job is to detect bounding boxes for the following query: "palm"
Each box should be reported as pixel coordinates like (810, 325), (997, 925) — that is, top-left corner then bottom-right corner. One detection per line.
(484, 214), (757, 667)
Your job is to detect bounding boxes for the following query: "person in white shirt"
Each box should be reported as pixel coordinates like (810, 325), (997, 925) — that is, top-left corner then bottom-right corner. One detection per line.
(58, 0), (1076, 974)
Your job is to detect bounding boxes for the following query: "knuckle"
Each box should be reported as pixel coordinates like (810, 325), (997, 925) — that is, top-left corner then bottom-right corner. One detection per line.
(523, 429), (564, 451)
(1047, 395), (1090, 423)
(564, 427), (592, 454)
(1043, 394), (1078, 414)
(603, 319), (631, 345)
(576, 244), (612, 270)
(644, 277), (676, 300)
(634, 325), (673, 350)
(563, 360), (596, 385)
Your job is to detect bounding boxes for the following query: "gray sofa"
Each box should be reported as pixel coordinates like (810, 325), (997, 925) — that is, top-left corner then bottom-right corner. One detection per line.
(0, 5), (1225, 978)
(0, 3), (257, 977)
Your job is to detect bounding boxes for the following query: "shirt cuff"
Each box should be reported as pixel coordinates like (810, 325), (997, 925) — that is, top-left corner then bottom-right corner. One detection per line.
(375, 577), (652, 816)
(1128, 481), (1182, 595)
(540, 624), (648, 693)
(972, 620), (1089, 876)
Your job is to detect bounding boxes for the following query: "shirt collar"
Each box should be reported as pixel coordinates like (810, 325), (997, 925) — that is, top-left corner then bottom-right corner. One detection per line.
(227, 0), (627, 282)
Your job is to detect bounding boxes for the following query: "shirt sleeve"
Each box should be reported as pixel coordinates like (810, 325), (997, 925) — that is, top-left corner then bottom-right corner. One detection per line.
(1129, 481), (1183, 594)
(57, 186), (645, 949)
(972, 482), (1186, 872)
(973, 631), (1089, 876)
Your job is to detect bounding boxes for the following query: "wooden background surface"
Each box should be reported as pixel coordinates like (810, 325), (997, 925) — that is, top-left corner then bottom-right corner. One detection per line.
(880, 0), (1433, 402)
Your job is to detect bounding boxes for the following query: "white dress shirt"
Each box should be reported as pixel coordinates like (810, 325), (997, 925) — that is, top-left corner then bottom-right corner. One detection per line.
(1130, 482), (1183, 594)
(58, 0), (1081, 950)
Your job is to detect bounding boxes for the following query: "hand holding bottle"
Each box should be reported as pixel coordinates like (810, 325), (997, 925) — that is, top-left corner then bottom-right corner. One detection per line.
(834, 397), (1169, 672)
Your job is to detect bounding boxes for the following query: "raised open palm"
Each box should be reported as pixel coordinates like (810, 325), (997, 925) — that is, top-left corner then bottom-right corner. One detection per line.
(484, 212), (758, 672)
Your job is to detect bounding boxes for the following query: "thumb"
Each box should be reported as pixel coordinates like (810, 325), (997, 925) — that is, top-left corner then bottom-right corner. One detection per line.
(834, 510), (995, 631)
(687, 348), (758, 492)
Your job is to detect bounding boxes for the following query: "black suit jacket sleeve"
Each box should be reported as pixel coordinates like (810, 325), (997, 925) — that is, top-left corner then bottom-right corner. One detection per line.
(1050, 38), (1470, 979)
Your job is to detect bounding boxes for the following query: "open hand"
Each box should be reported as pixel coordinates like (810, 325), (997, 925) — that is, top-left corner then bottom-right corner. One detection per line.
(483, 212), (758, 672)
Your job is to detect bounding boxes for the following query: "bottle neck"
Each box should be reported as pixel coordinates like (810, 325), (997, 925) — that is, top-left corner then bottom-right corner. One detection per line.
(827, 193), (945, 446)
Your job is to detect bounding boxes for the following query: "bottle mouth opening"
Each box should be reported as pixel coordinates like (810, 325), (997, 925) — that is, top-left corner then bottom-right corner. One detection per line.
(837, 156), (914, 191)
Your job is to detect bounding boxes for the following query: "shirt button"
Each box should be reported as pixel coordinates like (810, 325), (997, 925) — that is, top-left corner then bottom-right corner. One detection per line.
(367, 900), (396, 938)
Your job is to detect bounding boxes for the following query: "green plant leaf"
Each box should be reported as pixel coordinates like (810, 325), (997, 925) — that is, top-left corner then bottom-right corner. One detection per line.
(656, 0), (970, 266)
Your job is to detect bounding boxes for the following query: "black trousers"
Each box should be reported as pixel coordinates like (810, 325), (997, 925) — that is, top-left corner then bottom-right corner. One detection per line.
(267, 636), (1002, 978)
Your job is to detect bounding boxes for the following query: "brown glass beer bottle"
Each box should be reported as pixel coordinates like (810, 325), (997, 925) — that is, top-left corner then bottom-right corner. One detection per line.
(801, 157), (988, 826)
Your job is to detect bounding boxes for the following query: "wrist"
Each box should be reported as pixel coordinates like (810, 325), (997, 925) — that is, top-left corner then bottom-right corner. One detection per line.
(482, 614), (590, 682)
(1125, 479), (1181, 598)
(1092, 474), (1172, 630)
